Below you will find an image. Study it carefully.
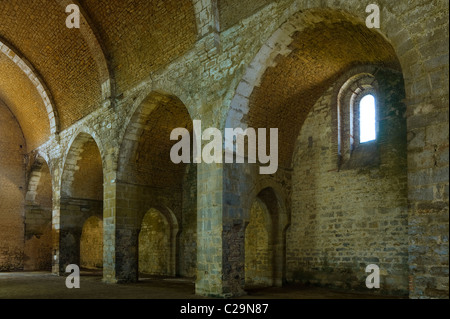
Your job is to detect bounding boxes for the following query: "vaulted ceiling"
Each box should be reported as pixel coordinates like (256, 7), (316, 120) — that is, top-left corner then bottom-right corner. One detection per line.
(247, 17), (401, 168)
(0, 0), (197, 151)
(1, 0), (402, 158)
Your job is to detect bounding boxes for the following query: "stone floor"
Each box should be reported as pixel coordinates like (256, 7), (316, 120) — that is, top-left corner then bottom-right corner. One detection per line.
(0, 271), (407, 299)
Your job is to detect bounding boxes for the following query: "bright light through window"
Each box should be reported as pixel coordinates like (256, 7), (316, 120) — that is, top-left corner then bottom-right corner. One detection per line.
(360, 94), (376, 143)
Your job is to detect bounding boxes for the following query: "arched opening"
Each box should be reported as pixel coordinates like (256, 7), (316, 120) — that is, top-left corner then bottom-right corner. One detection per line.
(116, 91), (195, 281)
(80, 216), (103, 270)
(226, 9), (407, 295)
(60, 133), (104, 274)
(245, 199), (272, 288)
(139, 208), (170, 276)
(244, 186), (286, 290)
(24, 155), (53, 271)
(289, 66), (407, 293)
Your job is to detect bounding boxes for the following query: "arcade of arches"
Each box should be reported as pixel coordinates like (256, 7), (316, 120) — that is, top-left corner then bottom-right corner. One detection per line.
(0, 0), (448, 299)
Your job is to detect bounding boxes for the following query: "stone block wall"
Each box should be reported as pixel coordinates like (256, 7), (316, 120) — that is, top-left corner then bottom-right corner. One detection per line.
(139, 208), (170, 276)
(24, 159), (53, 271)
(288, 68), (409, 295)
(59, 198), (103, 270)
(80, 216), (103, 269)
(0, 102), (26, 271)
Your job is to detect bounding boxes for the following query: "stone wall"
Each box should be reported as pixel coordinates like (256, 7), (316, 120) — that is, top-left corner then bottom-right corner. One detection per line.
(288, 68), (409, 295)
(0, 102), (26, 271)
(245, 199), (273, 287)
(139, 209), (170, 276)
(80, 216), (103, 269)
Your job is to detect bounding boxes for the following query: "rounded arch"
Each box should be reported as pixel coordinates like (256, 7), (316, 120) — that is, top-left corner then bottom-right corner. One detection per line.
(59, 131), (104, 272)
(224, 7), (411, 169)
(225, 3), (421, 127)
(245, 198), (273, 288)
(244, 185), (290, 288)
(0, 38), (59, 135)
(63, 127), (106, 165)
(115, 91), (197, 281)
(325, 64), (406, 171)
(137, 204), (180, 239)
(287, 47), (408, 293)
(138, 206), (179, 277)
(335, 66), (381, 161)
(118, 88), (196, 158)
(246, 179), (289, 226)
(25, 155), (53, 206)
(80, 215), (103, 270)
(34, 150), (51, 171)
(61, 131), (104, 199)
(0, 1), (107, 131)
(117, 90), (194, 188)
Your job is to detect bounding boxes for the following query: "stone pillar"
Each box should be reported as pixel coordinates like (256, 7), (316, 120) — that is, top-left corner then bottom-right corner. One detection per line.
(196, 162), (225, 297)
(196, 162), (250, 297)
(52, 179), (84, 275)
(51, 185), (61, 275)
(102, 171), (117, 283)
(405, 27), (449, 298)
(407, 95), (449, 298)
(103, 177), (139, 283)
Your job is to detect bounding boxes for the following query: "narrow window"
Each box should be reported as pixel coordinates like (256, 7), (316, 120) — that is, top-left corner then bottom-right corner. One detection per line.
(359, 94), (376, 143)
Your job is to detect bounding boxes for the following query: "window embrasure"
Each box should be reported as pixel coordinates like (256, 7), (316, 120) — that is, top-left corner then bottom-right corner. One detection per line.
(337, 72), (379, 168)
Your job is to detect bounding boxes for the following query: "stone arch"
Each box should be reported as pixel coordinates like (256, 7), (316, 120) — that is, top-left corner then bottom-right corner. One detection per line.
(117, 91), (195, 187)
(118, 88), (196, 154)
(138, 206), (179, 277)
(246, 179), (289, 224)
(58, 131), (104, 272)
(114, 90), (197, 282)
(287, 56), (408, 293)
(0, 38), (59, 135)
(224, 1), (422, 136)
(245, 185), (289, 288)
(61, 131), (104, 199)
(24, 155), (53, 271)
(225, 7), (414, 150)
(63, 127), (107, 172)
(245, 198), (272, 288)
(330, 64), (407, 171)
(25, 155), (52, 207)
(220, 7), (410, 296)
(80, 215), (103, 270)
